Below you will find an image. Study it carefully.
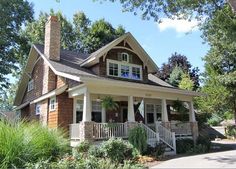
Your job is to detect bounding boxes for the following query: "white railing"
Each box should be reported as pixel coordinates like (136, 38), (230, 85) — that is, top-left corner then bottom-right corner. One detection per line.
(170, 121), (192, 136)
(70, 123), (81, 140)
(156, 122), (176, 154)
(139, 122), (159, 147)
(93, 123), (128, 140)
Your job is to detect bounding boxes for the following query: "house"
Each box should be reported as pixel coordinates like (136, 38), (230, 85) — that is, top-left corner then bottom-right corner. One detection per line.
(14, 16), (202, 154)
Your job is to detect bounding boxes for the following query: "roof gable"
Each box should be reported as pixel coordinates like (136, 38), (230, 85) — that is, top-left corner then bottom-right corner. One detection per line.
(80, 32), (158, 73)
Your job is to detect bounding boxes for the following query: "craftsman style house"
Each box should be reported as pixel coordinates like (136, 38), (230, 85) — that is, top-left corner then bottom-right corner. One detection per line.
(14, 16), (202, 154)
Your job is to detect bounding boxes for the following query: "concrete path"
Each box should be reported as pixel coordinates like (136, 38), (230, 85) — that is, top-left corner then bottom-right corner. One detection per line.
(151, 150), (236, 168)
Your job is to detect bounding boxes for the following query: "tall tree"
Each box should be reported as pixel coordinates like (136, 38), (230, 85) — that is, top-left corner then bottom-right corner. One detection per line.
(179, 73), (194, 91)
(198, 5), (236, 122)
(156, 52), (200, 90)
(0, 0), (33, 90)
(168, 66), (184, 87)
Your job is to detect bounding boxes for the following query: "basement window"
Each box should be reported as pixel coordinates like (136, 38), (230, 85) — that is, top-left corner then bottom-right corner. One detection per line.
(27, 79), (34, 92)
(49, 97), (56, 111)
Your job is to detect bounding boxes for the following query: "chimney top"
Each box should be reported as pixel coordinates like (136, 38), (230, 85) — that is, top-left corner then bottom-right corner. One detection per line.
(47, 15), (58, 22)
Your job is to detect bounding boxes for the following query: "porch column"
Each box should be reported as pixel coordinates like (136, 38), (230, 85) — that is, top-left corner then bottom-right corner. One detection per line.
(128, 96), (135, 122)
(189, 101), (196, 122)
(101, 107), (106, 123)
(161, 98), (168, 122)
(82, 90), (91, 121)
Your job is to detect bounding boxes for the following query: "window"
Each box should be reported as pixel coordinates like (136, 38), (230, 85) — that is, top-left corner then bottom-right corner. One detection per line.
(76, 100), (83, 123)
(27, 79), (34, 92)
(156, 105), (162, 121)
(146, 104), (154, 123)
(107, 59), (142, 80)
(92, 101), (102, 122)
(109, 62), (118, 77)
(35, 103), (40, 115)
(132, 67), (141, 80)
(49, 97), (56, 111)
(121, 53), (129, 62)
(121, 65), (129, 78)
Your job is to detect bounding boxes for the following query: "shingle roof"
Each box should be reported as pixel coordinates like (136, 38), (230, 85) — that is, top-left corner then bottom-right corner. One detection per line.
(34, 44), (97, 77)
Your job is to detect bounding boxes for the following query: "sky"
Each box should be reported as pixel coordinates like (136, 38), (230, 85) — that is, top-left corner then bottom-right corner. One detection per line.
(28, 0), (209, 73)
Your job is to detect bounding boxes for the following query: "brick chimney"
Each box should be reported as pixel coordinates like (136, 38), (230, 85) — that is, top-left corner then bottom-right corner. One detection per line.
(44, 16), (60, 61)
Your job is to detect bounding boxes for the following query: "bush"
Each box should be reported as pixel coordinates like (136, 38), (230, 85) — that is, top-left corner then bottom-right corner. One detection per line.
(75, 140), (91, 153)
(207, 116), (222, 126)
(226, 125), (236, 137)
(176, 139), (194, 154)
(88, 145), (103, 158)
(100, 138), (137, 163)
(186, 144), (209, 154)
(197, 136), (211, 152)
(128, 126), (147, 155)
(0, 120), (69, 168)
(144, 144), (165, 158)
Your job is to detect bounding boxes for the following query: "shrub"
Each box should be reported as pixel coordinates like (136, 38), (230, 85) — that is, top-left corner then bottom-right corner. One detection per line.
(226, 125), (236, 137)
(207, 116), (222, 126)
(0, 120), (69, 168)
(186, 144), (209, 154)
(88, 145), (103, 158)
(128, 126), (147, 154)
(197, 135), (211, 152)
(76, 140), (91, 153)
(176, 139), (194, 154)
(100, 138), (137, 163)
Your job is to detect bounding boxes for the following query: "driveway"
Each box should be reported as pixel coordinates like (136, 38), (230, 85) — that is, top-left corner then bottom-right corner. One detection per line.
(151, 150), (236, 168)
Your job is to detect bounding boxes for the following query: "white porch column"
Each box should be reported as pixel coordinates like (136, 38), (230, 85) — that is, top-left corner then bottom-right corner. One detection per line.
(128, 96), (135, 122)
(82, 89), (91, 121)
(189, 101), (196, 122)
(161, 98), (169, 122)
(101, 107), (106, 123)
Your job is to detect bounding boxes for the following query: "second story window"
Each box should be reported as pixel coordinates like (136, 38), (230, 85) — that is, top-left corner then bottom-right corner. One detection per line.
(49, 97), (56, 111)
(27, 79), (34, 92)
(109, 62), (118, 76)
(107, 59), (142, 80)
(121, 53), (129, 62)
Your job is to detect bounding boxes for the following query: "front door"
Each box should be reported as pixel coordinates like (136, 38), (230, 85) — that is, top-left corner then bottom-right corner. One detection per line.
(121, 107), (128, 122)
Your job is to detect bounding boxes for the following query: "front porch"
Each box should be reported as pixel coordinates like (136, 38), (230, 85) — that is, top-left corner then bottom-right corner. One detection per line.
(68, 81), (200, 151)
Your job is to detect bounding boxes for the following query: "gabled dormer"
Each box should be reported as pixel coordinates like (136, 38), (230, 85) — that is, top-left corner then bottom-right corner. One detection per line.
(81, 33), (158, 83)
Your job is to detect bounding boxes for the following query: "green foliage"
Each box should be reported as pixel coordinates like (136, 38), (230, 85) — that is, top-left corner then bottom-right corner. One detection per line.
(95, 0), (227, 23)
(207, 116), (222, 126)
(75, 140), (91, 153)
(226, 125), (236, 137)
(128, 126), (147, 155)
(168, 66), (184, 87)
(100, 138), (137, 163)
(101, 96), (119, 111)
(179, 73), (194, 91)
(176, 139), (194, 154)
(0, 0), (33, 89)
(197, 136), (211, 152)
(0, 120), (69, 168)
(186, 144), (209, 155)
(172, 100), (188, 121)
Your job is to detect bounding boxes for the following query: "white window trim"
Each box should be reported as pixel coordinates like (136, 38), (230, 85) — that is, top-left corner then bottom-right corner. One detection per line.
(145, 103), (162, 124)
(121, 52), (129, 62)
(27, 79), (34, 92)
(49, 97), (56, 112)
(35, 103), (40, 115)
(107, 59), (143, 80)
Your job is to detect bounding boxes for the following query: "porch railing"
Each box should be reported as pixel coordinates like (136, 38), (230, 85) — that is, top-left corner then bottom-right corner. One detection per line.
(93, 123), (128, 140)
(139, 122), (159, 147)
(170, 121), (192, 136)
(70, 123), (80, 140)
(156, 122), (176, 154)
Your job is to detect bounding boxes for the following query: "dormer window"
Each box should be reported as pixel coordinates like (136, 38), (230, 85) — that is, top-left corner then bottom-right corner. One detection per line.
(27, 79), (34, 92)
(121, 53), (129, 62)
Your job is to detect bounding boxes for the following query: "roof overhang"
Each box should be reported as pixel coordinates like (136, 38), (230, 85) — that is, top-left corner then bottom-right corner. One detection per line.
(79, 76), (204, 97)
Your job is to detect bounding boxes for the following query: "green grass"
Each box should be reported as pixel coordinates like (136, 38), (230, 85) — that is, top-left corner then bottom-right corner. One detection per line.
(0, 119), (69, 168)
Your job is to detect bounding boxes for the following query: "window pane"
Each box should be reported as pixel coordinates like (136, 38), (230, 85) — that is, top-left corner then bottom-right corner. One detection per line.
(132, 67), (141, 80)
(109, 63), (118, 76)
(92, 112), (102, 122)
(147, 113), (154, 123)
(76, 111), (83, 123)
(121, 65), (129, 78)
(76, 100), (83, 111)
(92, 101), (101, 112)
(121, 53), (129, 62)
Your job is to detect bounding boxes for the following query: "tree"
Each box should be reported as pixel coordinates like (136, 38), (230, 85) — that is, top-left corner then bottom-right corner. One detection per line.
(198, 5), (236, 122)
(156, 52), (200, 90)
(0, 0), (33, 90)
(179, 73), (194, 91)
(168, 66), (184, 87)
(95, 0), (228, 22)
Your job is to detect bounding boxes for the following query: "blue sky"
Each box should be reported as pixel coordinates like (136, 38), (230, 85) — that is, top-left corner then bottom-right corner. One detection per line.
(29, 0), (209, 72)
